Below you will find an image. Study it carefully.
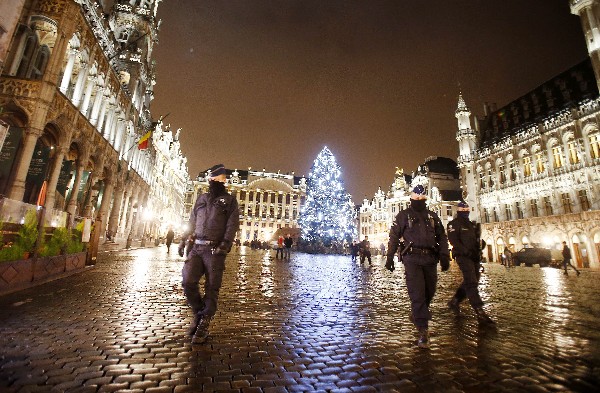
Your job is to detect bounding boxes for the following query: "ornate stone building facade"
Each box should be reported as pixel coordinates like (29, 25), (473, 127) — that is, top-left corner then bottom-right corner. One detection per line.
(455, 1), (600, 267)
(186, 168), (306, 243)
(358, 158), (463, 252)
(0, 0), (189, 243)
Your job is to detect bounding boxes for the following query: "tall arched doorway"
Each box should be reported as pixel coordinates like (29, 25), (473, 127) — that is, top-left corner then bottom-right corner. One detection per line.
(571, 233), (589, 268)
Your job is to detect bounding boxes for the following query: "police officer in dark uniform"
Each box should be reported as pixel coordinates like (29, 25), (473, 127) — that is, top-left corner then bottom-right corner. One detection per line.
(385, 185), (450, 349)
(179, 164), (240, 344)
(446, 201), (495, 324)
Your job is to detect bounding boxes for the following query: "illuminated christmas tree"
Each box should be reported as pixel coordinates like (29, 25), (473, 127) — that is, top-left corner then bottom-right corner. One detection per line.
(299, 146), (357, 248)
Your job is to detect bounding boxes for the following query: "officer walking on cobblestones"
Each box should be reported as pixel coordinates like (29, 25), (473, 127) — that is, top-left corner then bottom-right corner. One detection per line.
(179, 164), (240, 344)
(562, 241), (581, 276)
(386, 185), (450, 349)
(446, 201), (495, 325)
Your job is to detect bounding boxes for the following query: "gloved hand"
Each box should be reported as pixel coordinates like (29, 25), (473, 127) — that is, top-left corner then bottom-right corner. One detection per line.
(178, 241), (186, 257)
(213, 240), (231, 256)
(440, 254), (450, 271)
(385, 255), (395, 272)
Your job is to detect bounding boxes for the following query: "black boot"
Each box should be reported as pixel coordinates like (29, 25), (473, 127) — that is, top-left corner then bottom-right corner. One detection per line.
(474, 307), (495, 325)
(417, 328), (430, 349)
(447, 298), (460, 316)
(187, 312), (202, 336)
(192, 315), (212, 344)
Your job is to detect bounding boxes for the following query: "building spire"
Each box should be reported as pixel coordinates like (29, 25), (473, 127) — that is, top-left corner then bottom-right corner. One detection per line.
(456, 93), (469, 115)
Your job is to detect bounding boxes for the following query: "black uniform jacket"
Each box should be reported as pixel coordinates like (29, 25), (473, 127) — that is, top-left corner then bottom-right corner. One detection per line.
(186, 192), (240, 244)
(387, 207), (449, 259)
(447, 216), (479, 259)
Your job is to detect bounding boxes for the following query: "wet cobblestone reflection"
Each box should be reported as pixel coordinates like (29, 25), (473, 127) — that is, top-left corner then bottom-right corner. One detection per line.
(0, 246), (599, 392)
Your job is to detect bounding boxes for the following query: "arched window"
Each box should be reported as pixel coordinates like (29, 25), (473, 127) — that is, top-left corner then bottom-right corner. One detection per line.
(551, 144), (564, 169)
(566, 137), (579, 164)
(590, 134), (600, 159)
(523, 156), (532, 177)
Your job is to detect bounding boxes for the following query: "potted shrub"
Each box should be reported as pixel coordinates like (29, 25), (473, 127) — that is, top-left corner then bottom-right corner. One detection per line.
(15, 209), (38, 259)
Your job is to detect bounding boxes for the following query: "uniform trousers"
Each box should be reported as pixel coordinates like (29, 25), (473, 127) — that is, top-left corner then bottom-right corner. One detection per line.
(182, 245), (226, 317)
(453, 256), (483, 308)
(403, 254), (438, 329)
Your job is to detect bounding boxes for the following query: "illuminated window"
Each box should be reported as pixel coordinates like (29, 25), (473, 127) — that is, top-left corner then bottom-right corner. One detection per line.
(567, 141), (579, 164)
(479, 172), (486, 189)
(516, 201), (524, 219)
(561, 193), (572, 214)
(523, 156), (532, 177)
(535, 152), (545, 173)
(544, 196), (553, 216)
(552, 146), (564, 169)
(509, 161), (518, 181)
(499, 164), (506, 184)
(579, 190), (590, 211)
(504, 204), (512, 220)
(591, 134), (600, 159)
(530, 199), (538, 217)
(488, 169), (494, 187)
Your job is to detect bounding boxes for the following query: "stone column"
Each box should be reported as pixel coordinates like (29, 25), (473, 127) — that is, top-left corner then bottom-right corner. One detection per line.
(82, 175), (100, 218)
(66, 158), (86, 218)
(59, 49), (77, 94)
(107, 180), (124, 240)
(43, 146), (68, 210)
(97, 175), (115, 237)
(90, 87), (104, 125)
(80, 76), (96, 114)
(125, 188), (140, 237)
(71, 64), (88, 106)
(96, 98), (109, 131)
(7, 127), (43, 201)
(118, 187), (132, 237)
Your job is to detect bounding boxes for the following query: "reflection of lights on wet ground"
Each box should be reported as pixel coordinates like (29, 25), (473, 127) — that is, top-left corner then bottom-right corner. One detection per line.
(541, 267), (583, 351)
(260, 250), (274, 297)
(129, 253), (151, 289)
(237, 252), (248, 293)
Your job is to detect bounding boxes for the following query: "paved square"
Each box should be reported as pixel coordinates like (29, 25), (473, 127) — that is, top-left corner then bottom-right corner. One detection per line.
(0, 247), (599, 392)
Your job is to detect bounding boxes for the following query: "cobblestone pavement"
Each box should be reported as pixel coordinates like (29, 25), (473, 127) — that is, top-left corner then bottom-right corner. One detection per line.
(0, 247), (599, 392)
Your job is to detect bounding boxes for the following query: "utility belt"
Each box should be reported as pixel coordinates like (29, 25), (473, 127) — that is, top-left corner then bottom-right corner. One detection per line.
(408, 246), (436, 255)
(194, 239), (217, 246)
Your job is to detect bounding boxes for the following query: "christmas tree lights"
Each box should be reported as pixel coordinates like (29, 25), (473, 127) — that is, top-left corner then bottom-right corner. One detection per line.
(298, 146), (357, 247)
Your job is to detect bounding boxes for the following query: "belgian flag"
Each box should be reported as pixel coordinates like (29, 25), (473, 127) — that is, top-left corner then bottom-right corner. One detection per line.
(137, 131), (151, 150)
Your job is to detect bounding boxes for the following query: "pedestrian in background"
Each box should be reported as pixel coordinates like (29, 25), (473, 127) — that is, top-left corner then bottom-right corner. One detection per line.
(165, 227), (175, 253)
(562, 241), (581, 276)
(446, 201), (495, 324)
(284, 233), (293, 259)
(276, 235), (284, 259)
(502, 247), (513, 268)
(360, 236), (372, 265)
(385, 185), (450, 349)
(179, 164), (240, 345)
(379, 243), (385, 256)
(350, 240), (359, 262)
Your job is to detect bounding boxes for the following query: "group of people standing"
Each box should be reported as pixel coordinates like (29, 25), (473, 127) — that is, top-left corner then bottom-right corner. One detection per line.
(275, 234), (294, 259)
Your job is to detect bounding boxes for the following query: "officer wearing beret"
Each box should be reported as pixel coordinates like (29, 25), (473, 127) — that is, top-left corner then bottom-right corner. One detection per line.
(386, 184), (450, 349)
(446, 201), (495, 324)
(179, 164), (240, 344)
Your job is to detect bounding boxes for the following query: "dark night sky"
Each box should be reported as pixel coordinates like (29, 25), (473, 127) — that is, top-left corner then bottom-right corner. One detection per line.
(151, 0), (588, 203)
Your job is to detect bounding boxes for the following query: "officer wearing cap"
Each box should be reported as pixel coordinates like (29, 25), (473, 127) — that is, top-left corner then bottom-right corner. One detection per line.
(179, 164), (240, 344)
(385, 184), (450, 349)
(446, 201), (495, 324)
